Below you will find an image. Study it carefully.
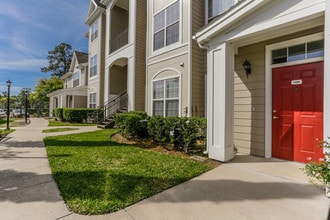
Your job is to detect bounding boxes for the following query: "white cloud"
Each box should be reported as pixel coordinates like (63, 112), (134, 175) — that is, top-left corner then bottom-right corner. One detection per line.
(0, 59), (47, 71)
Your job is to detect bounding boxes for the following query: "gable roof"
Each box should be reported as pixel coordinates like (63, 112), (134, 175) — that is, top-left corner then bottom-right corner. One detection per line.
(85, 0), (106, 25)
(75, 51), (88, 64)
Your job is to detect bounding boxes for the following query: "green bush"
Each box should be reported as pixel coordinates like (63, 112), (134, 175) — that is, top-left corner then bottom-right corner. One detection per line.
(54, 108), (96, 123)
(114, 111), (149, 138)
(54, 108), (65, 121)
(147, 116), (172, 144)
(115, 112), (207, 153)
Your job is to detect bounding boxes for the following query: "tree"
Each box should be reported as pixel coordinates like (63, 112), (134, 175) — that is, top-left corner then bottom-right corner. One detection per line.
(33, 77), (63, 104)
(41, 42), (73, 78)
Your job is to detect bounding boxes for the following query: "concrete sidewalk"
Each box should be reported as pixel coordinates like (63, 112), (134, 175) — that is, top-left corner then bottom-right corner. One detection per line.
(0, 118), (99, 219)
(0, 118), (329, 220)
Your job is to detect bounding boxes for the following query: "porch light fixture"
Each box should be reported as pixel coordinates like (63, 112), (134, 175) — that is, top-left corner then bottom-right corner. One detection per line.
(242, 60), (251, 78)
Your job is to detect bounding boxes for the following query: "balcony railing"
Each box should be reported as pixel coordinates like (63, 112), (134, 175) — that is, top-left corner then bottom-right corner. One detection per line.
(110, 29), (128, 53)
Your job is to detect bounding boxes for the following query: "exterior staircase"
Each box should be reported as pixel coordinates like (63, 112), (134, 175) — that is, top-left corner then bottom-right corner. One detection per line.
(88, 90), (128, 128)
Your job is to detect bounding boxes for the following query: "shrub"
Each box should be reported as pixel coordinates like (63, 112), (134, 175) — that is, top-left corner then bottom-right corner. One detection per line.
(55, 108), (96, 123)
(147, 116), (172, 144)
(114, 111), (149, 138)
(115, 112), (207, 154)
(54, 108), (65, 121)
(303, 139), (330, 187)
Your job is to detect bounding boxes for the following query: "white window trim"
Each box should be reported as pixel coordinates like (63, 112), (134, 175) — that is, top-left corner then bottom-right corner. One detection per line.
(264, 32), (324, 159)
(89, 92), (97, 108)
(90, 19), (99, 42)
(72, 71), (81, 87)
(89, 53), (98, 79)
(206, 0), (241, 23)
(151, 0), (182, 56)
(151, 70), (182, 117)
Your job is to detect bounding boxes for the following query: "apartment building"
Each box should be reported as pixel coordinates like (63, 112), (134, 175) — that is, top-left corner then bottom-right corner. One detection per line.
(48, 51), (89, 117)
(85, 0), (146, 112)
(145, 0), (206, 118)
(194, 0), (329, 163)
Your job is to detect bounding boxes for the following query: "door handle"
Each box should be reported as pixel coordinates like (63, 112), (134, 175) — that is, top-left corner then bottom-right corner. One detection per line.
(273, 116), (279, 120)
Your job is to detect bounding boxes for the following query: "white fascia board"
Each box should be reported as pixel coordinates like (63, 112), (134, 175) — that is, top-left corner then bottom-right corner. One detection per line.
(195, 0), (325, 46)
(194, 0), (272, 44)
(228, 1), (325, 44)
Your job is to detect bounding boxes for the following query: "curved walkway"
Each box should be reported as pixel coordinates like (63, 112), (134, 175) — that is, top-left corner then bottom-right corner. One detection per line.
(0, 118), (329, 220)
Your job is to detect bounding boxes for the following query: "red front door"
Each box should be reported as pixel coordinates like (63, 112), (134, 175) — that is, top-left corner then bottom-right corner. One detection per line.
(272, 62), (324, 163)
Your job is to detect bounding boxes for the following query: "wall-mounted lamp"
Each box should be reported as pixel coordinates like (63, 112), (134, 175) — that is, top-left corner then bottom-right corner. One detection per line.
(242, 60), (251, 78)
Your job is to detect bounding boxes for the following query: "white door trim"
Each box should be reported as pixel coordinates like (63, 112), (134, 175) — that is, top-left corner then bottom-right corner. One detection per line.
(265, 33), (324, 159)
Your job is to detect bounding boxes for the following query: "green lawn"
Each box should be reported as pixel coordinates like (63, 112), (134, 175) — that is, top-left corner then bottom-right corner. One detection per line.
(42, 128), (79, 133)
(45, 129), (212, 215)
(48, 120), (96, 127)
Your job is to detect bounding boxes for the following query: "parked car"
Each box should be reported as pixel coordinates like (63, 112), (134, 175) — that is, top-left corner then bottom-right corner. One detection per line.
(0, 109), (6, 118)
(12, 109), (29, 118)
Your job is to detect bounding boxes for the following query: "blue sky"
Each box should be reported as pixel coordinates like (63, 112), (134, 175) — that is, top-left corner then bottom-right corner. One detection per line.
(0, 0), (90, 95)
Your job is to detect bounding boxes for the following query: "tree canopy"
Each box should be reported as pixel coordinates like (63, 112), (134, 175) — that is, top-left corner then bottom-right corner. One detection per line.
(33, 77), (63, 104)
(41, 42), (73, 78)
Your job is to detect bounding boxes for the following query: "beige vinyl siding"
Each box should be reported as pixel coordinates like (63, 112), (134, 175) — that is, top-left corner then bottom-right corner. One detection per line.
(191, 0), (206, 117)
(73, 96), (87, 108)
(109, 65), (127, 94)
(134, 0), (147, 111)
(234, 43), (265, 157)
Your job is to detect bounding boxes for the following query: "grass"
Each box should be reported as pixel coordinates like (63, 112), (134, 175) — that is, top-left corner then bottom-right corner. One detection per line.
(42, 128), (79, 133)
(45, 129), (212, 215)
(48, 120), (96, 127)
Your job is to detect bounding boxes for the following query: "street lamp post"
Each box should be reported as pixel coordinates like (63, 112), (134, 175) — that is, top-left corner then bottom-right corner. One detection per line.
(23, 88), (30, 124)
(6, 80), (12, 130)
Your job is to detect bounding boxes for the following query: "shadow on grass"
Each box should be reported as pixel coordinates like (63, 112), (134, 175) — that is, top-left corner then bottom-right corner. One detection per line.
(44, 139), (129, 147)
(51, 169), (327, 215)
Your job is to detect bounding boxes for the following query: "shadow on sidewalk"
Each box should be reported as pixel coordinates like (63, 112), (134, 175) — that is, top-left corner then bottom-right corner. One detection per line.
(0, 169), (62, 204)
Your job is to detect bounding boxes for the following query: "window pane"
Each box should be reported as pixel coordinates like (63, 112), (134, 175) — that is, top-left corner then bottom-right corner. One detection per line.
(90, 55), (97, 77)
(166, 22), (179, 46)
(153, 101), (164, 116)
(166, 78), (179, 98)
(166, 1), (179, 25)
(272, 48), (287, 64)
(166, 100), (179, 117)
(153, 80), (164, 99)
(307, 40), (324, 59)
(288, 44), (305, 62)
(208, 0), (235, 19)
(154, 11), (165, 33)
(153, 30), (165, 50)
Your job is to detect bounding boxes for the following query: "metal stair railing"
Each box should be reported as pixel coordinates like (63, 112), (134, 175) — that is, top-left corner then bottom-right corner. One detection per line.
(88, 90), (128, 125)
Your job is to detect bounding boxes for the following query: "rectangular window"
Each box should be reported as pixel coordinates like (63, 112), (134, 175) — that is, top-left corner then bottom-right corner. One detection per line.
(90, 20), (99, 42)
(152, 77), (179, 117)
(288, 44), (305, 62)
(153, 1), (180, 51)
(89, 54), (97, 78)
(272, 40), (324, 64)
(72, 71), (80, 87)
(307, 40), (324, 59)
(208, 0), (236, 21)
(89, 93), (97, 108)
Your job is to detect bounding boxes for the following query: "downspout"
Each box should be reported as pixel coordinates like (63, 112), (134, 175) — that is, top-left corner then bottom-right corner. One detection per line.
(192, 36), (209, 154)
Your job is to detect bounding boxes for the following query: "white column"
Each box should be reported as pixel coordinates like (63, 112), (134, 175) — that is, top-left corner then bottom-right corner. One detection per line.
(207, 42), (234, 162)
(127, 56), (135, 111)
(324, 2), (330, 146)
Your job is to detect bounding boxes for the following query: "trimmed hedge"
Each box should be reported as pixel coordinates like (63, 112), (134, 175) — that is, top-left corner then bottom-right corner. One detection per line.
(54, 108), (65, 121)
(114, 111), (149, 138)
(114, 111), (207, 153)
(54, 108), (97, 123)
